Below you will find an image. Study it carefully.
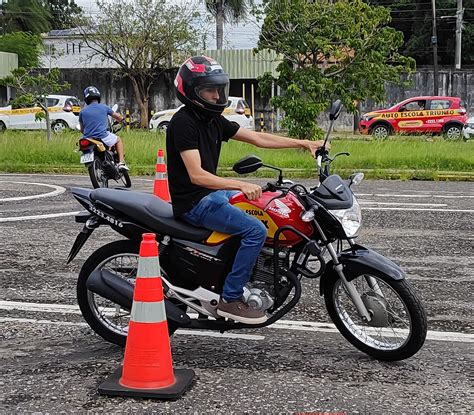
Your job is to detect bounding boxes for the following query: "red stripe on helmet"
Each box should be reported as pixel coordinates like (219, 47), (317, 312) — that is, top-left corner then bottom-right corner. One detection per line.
(175, 73), (184, 94)
(185, 58), (206, 73)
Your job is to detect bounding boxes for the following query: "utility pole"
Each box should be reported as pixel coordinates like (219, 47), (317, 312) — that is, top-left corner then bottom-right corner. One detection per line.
(455, 0), (463, 70)
(431, 0), (439, 95)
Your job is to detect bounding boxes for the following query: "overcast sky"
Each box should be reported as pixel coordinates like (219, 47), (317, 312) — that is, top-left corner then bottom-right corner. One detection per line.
(74, 0), (262, 50)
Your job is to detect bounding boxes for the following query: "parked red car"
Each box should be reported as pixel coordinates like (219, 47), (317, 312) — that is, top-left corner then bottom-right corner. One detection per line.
(359, 96), (468, 139)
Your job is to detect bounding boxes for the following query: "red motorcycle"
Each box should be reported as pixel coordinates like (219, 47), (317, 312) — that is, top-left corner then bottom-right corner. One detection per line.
(68, 100), (427, 361)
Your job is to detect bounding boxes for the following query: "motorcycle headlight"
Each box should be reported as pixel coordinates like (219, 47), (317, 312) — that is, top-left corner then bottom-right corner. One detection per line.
(330, 196), (362, 238)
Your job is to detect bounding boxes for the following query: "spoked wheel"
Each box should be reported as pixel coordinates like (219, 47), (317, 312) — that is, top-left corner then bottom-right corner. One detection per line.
(324, 273), (427, 361)
(443, 125), (462, 141)
(88, 158), (108, 188)
(371, 124), (390, 140)
(77, 240), (181, 347)
(52, 120), (68, 133)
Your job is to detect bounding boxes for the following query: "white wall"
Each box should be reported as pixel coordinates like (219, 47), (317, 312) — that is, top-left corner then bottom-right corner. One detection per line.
(41, 37), (118, 69)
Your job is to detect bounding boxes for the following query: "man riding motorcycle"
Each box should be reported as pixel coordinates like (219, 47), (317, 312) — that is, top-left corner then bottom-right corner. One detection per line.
(79, 86), (129, 171)
(166, 56), (327, 324)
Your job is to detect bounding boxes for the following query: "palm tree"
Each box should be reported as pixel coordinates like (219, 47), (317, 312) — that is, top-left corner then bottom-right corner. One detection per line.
(205, 0), (253, 50)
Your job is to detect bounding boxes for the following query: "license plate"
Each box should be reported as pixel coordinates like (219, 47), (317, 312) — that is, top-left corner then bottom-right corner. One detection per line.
(80, 152), (94, 164)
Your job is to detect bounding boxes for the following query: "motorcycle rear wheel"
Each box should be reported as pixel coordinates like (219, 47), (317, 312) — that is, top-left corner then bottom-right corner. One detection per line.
(77, 240), (181, 347)
(324, 273), (427, 361)
(88, 158), (108, 188)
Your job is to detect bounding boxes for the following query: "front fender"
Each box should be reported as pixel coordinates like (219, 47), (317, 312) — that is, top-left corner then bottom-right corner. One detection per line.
(319, 244), (405, 296)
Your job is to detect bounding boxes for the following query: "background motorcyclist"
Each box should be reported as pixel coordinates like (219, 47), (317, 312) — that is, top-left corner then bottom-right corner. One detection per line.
(166, 56), (326, 325)
(79, 86), (129, 171)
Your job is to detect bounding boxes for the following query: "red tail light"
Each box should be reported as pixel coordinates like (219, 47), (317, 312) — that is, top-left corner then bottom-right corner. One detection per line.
(79, 139), (91, 148)
(459, 108), (466, 115)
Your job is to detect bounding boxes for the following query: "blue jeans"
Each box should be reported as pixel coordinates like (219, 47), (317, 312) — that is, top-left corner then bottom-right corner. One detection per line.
(182, 190), (267, 301)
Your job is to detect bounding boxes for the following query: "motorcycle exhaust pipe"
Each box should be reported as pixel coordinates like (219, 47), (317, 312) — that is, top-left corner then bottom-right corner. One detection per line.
(86, 269), (133, 310)
(85, 269), (191, 326)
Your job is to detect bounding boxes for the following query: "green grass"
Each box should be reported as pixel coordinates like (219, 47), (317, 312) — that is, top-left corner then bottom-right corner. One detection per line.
(0, 130), (472, 180)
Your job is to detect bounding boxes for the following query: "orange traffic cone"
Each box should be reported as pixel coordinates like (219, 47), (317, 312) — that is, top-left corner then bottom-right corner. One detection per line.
(153, 149), (171, 202)
(98, 233), (195, 399)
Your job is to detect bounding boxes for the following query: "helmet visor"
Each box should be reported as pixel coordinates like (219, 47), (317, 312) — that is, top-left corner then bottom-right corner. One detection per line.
(195, 83), (229, 107)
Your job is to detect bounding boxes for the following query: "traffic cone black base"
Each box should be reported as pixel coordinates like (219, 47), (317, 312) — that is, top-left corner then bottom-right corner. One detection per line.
(98, 367), (195, 400)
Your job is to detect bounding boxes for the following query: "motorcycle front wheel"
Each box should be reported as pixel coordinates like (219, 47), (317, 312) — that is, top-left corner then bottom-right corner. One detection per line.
(87, 158), (108, 188)
(77, 240), (181, 347)
(119, 170), (132, 188)
(323, 273), (427, 361)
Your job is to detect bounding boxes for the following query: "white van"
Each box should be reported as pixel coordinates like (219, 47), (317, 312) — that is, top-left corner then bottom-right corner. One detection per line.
(0, 95), (81, 132)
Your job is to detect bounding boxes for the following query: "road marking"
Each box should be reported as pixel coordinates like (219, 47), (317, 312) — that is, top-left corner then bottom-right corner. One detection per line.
(364, 207), (474, 213)
(359, 201), (447, 207)
(356, 193), (474, 199)
(0, 182), (66, 202)
(1, 301), (472, 343)
(0, 317), (264, 341)
(0, 211), (80, 222)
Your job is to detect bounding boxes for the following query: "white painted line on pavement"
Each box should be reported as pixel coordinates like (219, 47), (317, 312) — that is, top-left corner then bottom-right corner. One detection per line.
(359, 201), (447, 207)
(0, 211), (80, 222)
(364, 207), (474, 213)
(356, 193), (474, 199)
(0, 182), (66, 202)
(0, 317), (264, 341)
(1, 300), (472, 343)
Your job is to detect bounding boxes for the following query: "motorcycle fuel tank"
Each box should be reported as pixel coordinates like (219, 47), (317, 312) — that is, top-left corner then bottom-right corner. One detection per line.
(205, 191), (313, 247)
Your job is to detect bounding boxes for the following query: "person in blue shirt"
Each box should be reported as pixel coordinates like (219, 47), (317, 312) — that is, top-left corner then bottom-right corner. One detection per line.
(79, 86), (128, 171)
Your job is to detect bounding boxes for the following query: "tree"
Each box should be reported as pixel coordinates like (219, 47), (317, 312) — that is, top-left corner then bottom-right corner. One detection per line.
(1, 0), (51, 34)
(0, 32), (43, 68)
(369, 0), (474, 66)
(42, 0), (83, 30)
(0, 68), (70, 141)
(205, 0), (254, 49)
(78, 0), (201, 128)
(255, 0), (415, 140)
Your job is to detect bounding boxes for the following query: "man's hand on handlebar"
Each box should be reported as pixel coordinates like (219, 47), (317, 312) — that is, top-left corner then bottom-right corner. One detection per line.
(239, 182), (262, 200)
(304, 139), (330, 157)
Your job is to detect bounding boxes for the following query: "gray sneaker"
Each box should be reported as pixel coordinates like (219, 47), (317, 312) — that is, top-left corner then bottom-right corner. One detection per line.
(217, 298), (268, 325)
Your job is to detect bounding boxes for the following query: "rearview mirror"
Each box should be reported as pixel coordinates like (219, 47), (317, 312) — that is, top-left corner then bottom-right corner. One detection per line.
(329, 100), (343, 120)
(232, 155), (263, 174)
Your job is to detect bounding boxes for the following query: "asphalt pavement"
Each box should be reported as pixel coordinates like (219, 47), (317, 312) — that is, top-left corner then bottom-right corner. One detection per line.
(0, 174), (472, 414)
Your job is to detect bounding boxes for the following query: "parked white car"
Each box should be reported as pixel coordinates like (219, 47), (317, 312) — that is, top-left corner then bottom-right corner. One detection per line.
(463, 116), (474, 140)
(0, 94), (81, 132)
(149, 96), (254, 131)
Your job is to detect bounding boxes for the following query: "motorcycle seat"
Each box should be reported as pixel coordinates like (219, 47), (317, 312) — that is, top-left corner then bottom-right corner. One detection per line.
(90, 188), (212, 242)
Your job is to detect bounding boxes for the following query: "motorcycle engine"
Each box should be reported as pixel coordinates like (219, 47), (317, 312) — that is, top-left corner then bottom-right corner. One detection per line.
(102, 159), (118, 178)
(245, 247), (289, 311)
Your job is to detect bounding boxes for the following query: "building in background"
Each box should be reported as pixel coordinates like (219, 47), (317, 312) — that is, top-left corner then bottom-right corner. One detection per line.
(0, 51), (18, 105)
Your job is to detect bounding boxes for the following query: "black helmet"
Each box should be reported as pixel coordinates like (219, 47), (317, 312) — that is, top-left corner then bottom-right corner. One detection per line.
(83, 86), (101, 105)
(174, 56), (229, 114)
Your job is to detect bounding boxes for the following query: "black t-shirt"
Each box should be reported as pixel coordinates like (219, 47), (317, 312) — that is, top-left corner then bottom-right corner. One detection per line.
(166, 106), (239, 217)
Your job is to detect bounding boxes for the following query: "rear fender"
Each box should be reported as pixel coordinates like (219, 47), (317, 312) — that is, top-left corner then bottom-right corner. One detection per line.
(319, 244), (405, 296)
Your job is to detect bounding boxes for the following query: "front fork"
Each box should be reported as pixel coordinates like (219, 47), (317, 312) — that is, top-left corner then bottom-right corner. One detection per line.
(326, 242), (372, 322)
